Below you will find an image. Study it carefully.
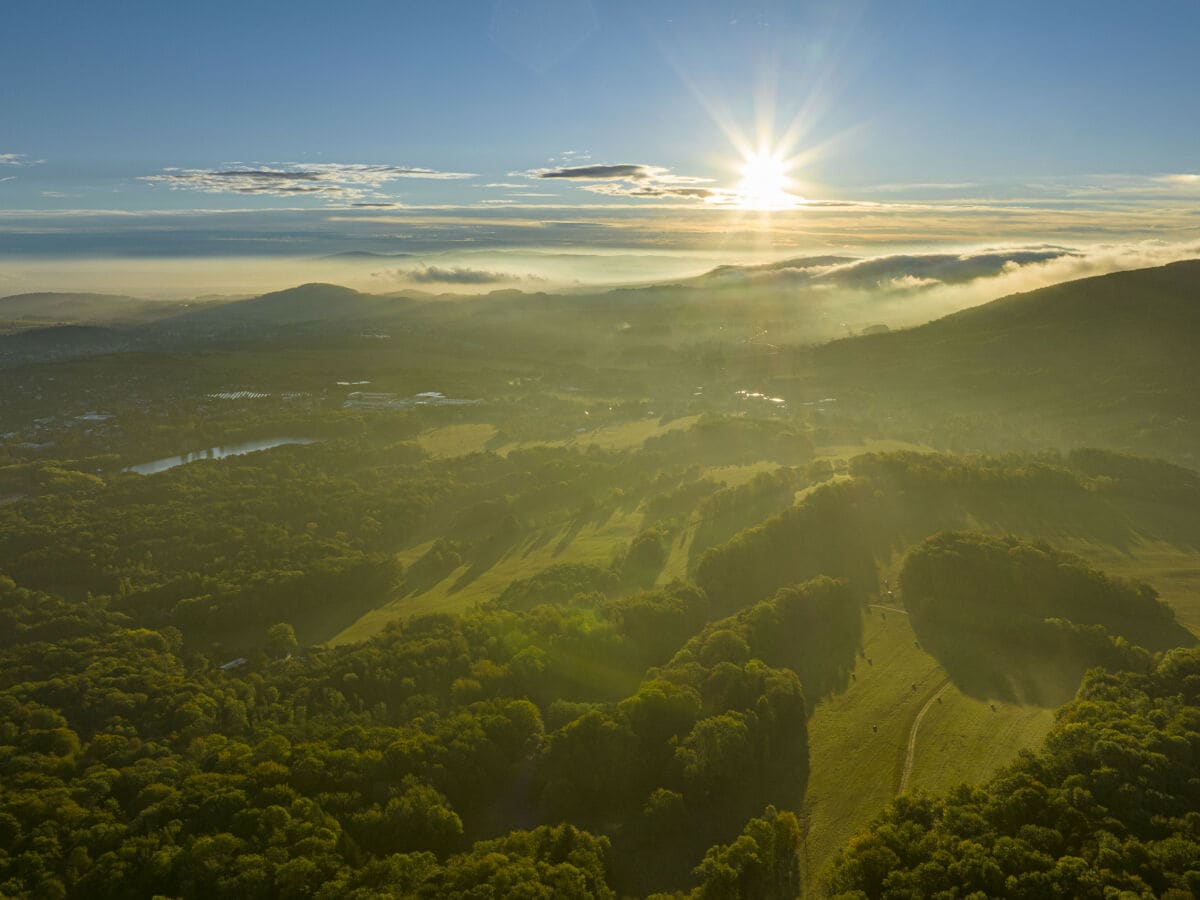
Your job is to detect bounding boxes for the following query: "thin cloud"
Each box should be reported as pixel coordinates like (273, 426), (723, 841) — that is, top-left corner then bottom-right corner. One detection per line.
(536, 164), (655, 180)
(1156, 173), (1200, 186)
(530, 163), (713, 184)
(800, 199), (882, 208)
(867, 181), (983, 193)
(523, 162), (729, 203)
(0, 153), (44, 166)
(583, 182), (731, 201)
(1031, 173), (1200, 200)
(140, 162), (475, 202)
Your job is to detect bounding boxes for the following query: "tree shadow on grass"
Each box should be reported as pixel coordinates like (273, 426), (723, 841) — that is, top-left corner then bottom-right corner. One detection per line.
(290, 585), (399, 647)
(520, 528), (555, 558)
(915, 611), (1194, 707)
(907, 623), (1086, 707)
(552, 501), (617, 557)
(446, 527), (526, 594)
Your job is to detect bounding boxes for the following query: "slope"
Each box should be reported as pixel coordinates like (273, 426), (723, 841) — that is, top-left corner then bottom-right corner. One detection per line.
(798, 259), (1200, 462)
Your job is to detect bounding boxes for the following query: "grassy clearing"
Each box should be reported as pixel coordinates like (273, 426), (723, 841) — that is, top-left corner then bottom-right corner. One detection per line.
(801, 610), (942, 884)
(492, 415), (700, 457)
(800, 607), (1056, 889)
(568, 415), (698, 450)
(905, 684), (1055, 795)
(329, 508), (643, 645)
(700, 461), (781, 487)
(416, 423), (498, 458)
(652, 463), (795, 587)
(656, 522), (696, 585)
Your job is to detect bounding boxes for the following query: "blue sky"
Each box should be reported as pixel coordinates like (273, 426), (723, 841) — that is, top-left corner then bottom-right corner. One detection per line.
(2, 0), (1199, 292)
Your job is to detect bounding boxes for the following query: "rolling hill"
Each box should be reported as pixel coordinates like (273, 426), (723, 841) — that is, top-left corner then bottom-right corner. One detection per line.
(0, 291), (204, 325)
(159, 282), (393, 328)
(791, 259), (1200, 463)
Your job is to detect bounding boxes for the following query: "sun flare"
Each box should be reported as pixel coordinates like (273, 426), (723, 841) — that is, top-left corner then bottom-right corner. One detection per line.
(737, 150), (797, 210)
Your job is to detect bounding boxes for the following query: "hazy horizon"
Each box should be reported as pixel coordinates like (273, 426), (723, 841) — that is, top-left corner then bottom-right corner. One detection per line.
(4, 1), (1198, 299)
(3, 240), (1198, 312)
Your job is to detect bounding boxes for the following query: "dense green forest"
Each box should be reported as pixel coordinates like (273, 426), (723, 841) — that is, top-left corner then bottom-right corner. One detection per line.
(2, 262), (1199, 897)
(3, 440), (1197, 896)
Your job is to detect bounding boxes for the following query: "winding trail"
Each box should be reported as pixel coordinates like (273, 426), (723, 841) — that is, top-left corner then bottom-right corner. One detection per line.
(867, 598), (950, 793)
(900, 679), (951, 793)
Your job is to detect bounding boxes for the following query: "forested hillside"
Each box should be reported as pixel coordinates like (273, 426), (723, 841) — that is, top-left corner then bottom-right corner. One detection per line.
(802, 260), (1200, 464)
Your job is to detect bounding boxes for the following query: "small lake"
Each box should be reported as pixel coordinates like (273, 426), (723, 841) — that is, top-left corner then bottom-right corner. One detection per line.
(125, 438), (319, 475)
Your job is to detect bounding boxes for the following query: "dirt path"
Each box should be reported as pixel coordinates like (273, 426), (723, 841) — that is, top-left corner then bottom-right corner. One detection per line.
(900, 679), (951, 793)
(869, 603), (908, 615)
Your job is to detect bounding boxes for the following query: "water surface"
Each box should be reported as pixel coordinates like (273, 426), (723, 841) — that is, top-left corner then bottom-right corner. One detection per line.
(126, 437), (318, 475)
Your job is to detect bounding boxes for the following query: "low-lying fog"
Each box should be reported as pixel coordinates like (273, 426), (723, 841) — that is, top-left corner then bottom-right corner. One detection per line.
(2, 240), (1198, 329)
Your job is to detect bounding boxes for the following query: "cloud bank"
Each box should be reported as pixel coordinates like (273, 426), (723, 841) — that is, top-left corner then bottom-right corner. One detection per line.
(407, 265), (513, 284)
(691, 241), (1200, 331)
(735, 248), (1081, 290)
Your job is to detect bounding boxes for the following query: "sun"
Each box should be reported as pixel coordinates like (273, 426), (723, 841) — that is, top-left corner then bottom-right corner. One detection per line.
(737, 150), (796, 210)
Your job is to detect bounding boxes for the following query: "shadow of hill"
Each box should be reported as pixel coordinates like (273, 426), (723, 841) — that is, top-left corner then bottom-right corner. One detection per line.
(900, 531), (1195, 705)
(907, 625), (1095, 706)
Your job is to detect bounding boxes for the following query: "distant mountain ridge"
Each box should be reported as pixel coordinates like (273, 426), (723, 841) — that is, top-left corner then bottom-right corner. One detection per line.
(0, 292), (150, 323)
(160, 283), (397, 328)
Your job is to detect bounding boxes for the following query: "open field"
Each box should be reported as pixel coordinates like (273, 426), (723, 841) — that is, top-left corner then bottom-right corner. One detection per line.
(416, 423), (498, 458)
(329, 507), (644, 645)
(906, 682), (1056, 795)
(801, 606), (1061, 888)
(490, 416), (702, 457)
